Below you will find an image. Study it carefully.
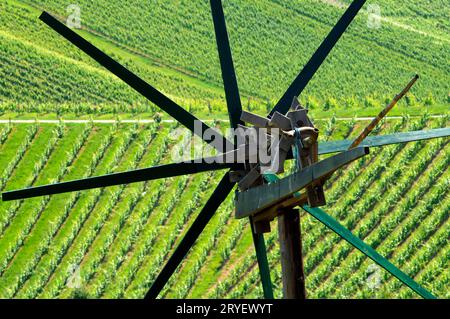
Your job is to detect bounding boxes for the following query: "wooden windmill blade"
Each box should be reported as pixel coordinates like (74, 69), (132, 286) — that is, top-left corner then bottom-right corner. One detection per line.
(36, 0), (377, 300)
(1, 161), (244, 201)
(36, 10), (243, 300)
(147, 0), (274, 299)
(39, 12), (233, 152)
(1, 0), (447, 301)
(318, 128), (450, 155)
(210, 0), (244, 130)
(208, 0), (275, 300)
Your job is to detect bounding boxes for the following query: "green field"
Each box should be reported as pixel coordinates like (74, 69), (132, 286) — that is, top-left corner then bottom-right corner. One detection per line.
(0, 0), (449, 299)
(0, 116), (448, 299)
(0, 0), (449, 118)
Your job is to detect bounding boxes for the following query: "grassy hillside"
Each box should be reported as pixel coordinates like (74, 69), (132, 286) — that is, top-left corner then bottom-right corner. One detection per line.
(0, 0), (448, 300)
(0, 116), (448, 299)
(0, 0), (225, 113)
(0, 0), (448, 118)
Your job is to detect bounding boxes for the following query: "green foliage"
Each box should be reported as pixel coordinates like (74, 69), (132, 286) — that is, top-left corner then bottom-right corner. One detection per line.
(0, 0), (448, 116)
(71, 288), (90, 299)
(0, 117), (447, 299)
(424, 93), (436, 106)
(324, 97), (339, 111)
(0, 0), (448, 300)
(364, 96), (380, 109)
(405, 94), (417, 107)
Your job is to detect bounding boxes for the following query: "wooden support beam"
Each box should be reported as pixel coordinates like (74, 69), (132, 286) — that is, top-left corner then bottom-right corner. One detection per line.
(241, 110), (270, 128)
(278, 208), (306, 299)
(288, 109), (313, 128)
(270, 111), (292, 130)
(236, 147), (369, 219)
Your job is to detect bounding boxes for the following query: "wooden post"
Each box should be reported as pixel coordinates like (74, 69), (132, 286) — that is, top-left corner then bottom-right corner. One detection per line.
(278, 208), (306, 299)
(348, 74), (419, 150)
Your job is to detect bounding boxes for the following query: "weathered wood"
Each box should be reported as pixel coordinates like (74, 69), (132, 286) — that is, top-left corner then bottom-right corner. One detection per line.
(349, 74), (419, 149)
(278, 209), (306, 299)
(251, 193), (308, 234)
(267, 135), (294, 174)
(236, 147), (369, 219)
(229, 170), (246, 183)
(288, 109), (313, 128)
(290, 96), (304, 111)
(270, 111), (292, 130)
(294, 127), (325, 207)
(238, 166), (261, 191)
(306, 184), (326, 207)
(253, 220), (271, 234)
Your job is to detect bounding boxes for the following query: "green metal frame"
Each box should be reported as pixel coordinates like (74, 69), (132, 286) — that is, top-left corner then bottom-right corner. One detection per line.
(250, 221), (274, 299)
(263, 174), (435, 299)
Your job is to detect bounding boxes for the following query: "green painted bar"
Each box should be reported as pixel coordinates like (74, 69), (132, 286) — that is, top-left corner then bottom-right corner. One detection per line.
(263, 174), (436, 299)
(318, 128), (450, 155)
(250, 221), (274, 299)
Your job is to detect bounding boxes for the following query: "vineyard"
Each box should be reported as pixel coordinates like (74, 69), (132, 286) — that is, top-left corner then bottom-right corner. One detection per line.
(0, 115), (448, 299)
(0, 0), (449, 117)
(0, 0), (448, 300)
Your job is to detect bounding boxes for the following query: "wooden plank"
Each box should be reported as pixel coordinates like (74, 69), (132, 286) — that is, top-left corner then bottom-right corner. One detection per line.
(235, 147), (369, 218)
(288, 109), (313, 128)
(252, 194), (307, 226)
(238, 166), (261, 191)
(270, 111), (292, 130)
(240, 110), (269, 128)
